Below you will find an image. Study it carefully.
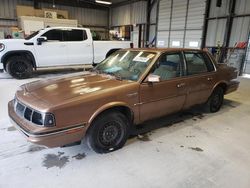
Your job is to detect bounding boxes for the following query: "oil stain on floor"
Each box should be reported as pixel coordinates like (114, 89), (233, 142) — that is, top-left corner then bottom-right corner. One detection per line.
(188, 147), (203, 152)
(72, 153), (86, 160)
(7, 126), (16, 131)
(27, 145), (47, 153)
(137, 134), (151, 142)
(42, 152), (69, 169)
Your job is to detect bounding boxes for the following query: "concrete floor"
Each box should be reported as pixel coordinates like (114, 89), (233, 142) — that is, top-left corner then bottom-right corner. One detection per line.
(0, 70), (250, 188)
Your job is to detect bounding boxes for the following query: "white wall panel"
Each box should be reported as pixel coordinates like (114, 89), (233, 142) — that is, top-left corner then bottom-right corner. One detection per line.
(235, 0), (250, 15)
(206, 19), (227, 46)
(229, 17), (250, 47)
(171, 0), (187, 30)
(157, 0), (205, 48)
(158, 0), (172, 31)
(209, 0), (230, 17)
(111, 1), (147, 26)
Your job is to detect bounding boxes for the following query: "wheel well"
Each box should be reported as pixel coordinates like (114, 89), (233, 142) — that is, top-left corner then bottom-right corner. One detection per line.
(2, 51), (36, 70)
(92, 106), (134, 124)
(216, 83), (227, 94)
(105, 49), (120, 58)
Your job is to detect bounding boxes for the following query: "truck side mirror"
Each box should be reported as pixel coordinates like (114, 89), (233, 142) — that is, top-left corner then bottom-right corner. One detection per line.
(37, 37), (47, 45)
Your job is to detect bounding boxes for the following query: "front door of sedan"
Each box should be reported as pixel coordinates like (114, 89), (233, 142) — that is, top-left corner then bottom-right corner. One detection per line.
(181, 51), (217, 109)
(139, 52), (187, 122)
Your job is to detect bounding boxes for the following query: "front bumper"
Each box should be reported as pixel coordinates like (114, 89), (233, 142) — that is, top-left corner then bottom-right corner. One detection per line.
(0, 63), (3, 70)
(8, 100), (87, 148)
(225, 80), (240, 94)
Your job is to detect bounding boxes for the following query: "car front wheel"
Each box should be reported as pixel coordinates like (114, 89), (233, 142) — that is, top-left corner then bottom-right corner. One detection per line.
(86, 111), (130, 153)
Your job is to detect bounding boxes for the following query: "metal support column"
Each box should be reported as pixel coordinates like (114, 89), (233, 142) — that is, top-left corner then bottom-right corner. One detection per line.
(218, 0), (236, 63)
(201, 0), (211, 49)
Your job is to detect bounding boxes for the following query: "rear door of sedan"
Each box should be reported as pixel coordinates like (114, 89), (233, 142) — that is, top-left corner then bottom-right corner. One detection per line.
(181, 51), (217, 109)
(139, 51), (188, 122)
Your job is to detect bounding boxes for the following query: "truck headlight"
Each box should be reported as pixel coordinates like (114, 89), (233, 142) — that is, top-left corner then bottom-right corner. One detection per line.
(0, 43), (5, 52)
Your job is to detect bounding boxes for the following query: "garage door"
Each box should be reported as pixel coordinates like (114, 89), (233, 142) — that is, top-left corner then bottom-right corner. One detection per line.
(156, 0), (206, 49)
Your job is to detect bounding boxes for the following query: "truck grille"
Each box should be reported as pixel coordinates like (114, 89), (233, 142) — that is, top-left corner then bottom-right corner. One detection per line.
(14, 100), (43, 126)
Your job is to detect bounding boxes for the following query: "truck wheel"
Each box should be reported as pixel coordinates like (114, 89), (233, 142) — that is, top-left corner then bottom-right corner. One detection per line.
(6, 56), (33, 79)
(204, 87), (224, 113)
(86, 111), (130, 153)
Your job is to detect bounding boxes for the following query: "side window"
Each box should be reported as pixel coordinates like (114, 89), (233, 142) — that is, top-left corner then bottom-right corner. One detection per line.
(184, 52), (208, 75)
(63, 30), (87, 41)
(42, 29), (63, 41)
(152, 53), (182, 81)
(203, 52), (215, 72)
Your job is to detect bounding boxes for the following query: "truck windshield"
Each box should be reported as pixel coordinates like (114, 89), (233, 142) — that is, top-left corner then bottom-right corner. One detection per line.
(95, 50), (156, 81)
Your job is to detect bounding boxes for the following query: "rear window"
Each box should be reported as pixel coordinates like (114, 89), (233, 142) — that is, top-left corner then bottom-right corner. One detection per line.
(184, 52), (208, 75)
(63, 29), (87, 41)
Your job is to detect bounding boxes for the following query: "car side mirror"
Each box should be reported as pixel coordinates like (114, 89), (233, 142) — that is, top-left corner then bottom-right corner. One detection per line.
(147, 74), (160, 83)
(37, 37), (47, 45)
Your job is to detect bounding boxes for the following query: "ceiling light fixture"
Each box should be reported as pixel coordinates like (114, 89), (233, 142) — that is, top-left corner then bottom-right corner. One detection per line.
(95, 0), (112, 5)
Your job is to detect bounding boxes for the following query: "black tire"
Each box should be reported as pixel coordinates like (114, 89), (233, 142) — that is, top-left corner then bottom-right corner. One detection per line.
(204, 87), (224, 113)
(6, 56), (33, 79)
(86, 111), (130, 153)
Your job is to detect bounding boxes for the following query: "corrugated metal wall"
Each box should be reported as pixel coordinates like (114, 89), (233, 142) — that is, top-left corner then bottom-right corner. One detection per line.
(206, 0), (250, 47)
(0, 0), (108, 30)
(156, 0), (206, 48)
(111, 1), (147, 26)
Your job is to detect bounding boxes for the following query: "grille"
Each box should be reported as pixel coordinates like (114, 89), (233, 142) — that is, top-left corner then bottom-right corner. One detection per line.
(14, 100), (43, 126)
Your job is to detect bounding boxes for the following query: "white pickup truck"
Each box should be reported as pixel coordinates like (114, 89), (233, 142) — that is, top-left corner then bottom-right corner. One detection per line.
(0, 27), (131, 79)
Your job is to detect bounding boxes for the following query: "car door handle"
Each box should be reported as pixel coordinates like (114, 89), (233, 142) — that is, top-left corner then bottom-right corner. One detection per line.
(207, 77), (213, 81)
(177, 83), (186, 88)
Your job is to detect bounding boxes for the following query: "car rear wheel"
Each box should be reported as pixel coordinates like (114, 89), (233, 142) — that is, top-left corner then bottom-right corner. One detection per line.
(86, 111), (130, 153)
(204, 87), (224, 113)
(6, 56), (33, 79)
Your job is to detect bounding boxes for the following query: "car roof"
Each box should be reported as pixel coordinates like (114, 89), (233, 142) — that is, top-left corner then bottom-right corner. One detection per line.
(122, 48), (204, 53)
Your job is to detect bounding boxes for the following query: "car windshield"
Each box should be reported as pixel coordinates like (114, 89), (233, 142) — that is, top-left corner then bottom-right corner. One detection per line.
(94, 50), (156, 81)
(25, 30), (40, 40)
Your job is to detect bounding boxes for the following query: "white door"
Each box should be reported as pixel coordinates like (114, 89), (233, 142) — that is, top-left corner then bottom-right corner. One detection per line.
(34, 29), (68, 67)
(63, 29), (93, 65)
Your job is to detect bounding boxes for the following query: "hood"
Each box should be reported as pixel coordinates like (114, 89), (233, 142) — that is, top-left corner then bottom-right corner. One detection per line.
(21, 72), (133, 106)
(0, 39), (26, 44)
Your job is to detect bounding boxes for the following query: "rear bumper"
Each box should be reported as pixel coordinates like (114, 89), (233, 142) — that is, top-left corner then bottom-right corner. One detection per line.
(225, 80), (240, 94)
(8, 100), (87, 148)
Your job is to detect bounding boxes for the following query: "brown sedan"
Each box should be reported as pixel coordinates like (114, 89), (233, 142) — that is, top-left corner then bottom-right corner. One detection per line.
(8, 48), (239, 153)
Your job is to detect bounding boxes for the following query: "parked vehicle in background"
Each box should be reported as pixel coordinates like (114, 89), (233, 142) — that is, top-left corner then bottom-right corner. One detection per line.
(0, 27), (131, 79)
(8, 48), (239, 153)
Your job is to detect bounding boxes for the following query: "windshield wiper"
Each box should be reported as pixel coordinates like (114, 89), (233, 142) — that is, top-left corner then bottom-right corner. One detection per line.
(105, 72), (123, 81)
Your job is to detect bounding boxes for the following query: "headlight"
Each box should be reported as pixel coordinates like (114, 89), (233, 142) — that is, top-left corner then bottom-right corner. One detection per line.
(32, 112), (56, 127)
(0, 43), (5, 52)
(14, 98), (56, 127)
